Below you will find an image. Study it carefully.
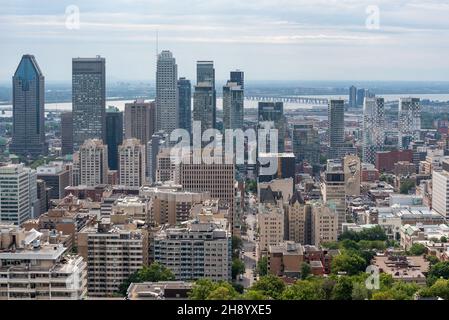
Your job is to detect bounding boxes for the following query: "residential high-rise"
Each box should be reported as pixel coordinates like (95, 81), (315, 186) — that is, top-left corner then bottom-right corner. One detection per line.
(146, 132), (166, 184)
(78, 139), (108, 186)
(72, 56), (106, 150)
(230, 70), (244, 89)
(77, 217), (148, 297)
(156, 50), (178, 135)
(0, 224), (87, 300)
(398, 97), (421, 150)
(61, 111), (73, 155)
(156, 147), (177, 183)
(328, 99), (345, 158)
(286, 191), (312, 245)
(311, 201), (339, 246)
(258, 102), (286, 153)
(292, 122), (320, 166)
(363, 97), (385, 164)
(343, 155), (361, 196)
(223, 80), (244, 130)
(0, 164), (38, 225)
(153, 221), (231, 281)
(258, 203), (285, 256)
(124, 99), (155, 145)
(177, 77), (192, 135)
(193, 82), (215, 132)
(118, 138), (146, 187)
(349, 85), (357, 108)
(432, 170), (449, 218)
(105, 106), (123, 171)
(9, 55), (47, 158)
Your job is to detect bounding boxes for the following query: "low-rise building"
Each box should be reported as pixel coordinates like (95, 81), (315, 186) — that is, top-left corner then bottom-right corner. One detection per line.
(126, 281), (193, 300)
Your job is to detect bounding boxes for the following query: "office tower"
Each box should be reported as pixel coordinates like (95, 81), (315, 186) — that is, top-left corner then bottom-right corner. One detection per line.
(292, 122), (320, 166)
(78, 139), (108, 186)
(356, 88), (366, 107)
(36, 179), (48, 216)
(147, 132), (166, 184)
(320, 159), (346, 235)
(328, 99), (345, 158)
(72, 56), (106, 150)
(156, 148), (176, 183)
(223, 80), (244, 130)
(193, 82), (215, 132)
(432, 170), (449, 218)
(349, 85), (357, 108)
(124, 99), (155, 145)
(0, 224), (87, 300)
(153, 221), (231, 281)
(9, 55), (47, 158)
(0, 164), (37, 225)
(77, 217), (149, 297)
(363, 97), (385, 164)
(398, 97), (421, 150)
(179, 160), (235, 229)
(36, 161), (70, 200)
(230, 70), (244, 89)
(177, 77), (192, 135)
(118, 138), (146, 187)
(197, 60), (215, 87)
(61, 111), (73, 155)
(311, 202), (339, 246)
(156, 50), (178, 134)
(257, 152), (295, 183)
(140, 186), (210, 226)
(287, 191), (312, 245)
(258, 203), (285, 256)
(105, 106), (123, 171)
(343, 155), (361, 196)
(258, 102), (286, 153)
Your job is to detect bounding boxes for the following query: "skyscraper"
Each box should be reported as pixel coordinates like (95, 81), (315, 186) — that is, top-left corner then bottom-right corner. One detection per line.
(356, 88), (366, 107)
(258, 102), (285, 153)
(118, 138), (146, 187)
(193, 82), (215, 132)
(78, 139), (108, 186)
(124, 99), (155, 145)
(72, 56), (106, 150)
(328, 99), (345, 158)
(9, 54), (47, 158)
(222, 80), (244, 130)
(363, 97), (385, 164)
(398, 97), (421, 150)
(105, 106), (123, 170)
(61, 111), (73, 155)
(156, 50), (178, 135)
(195, 61), (216, 130)
(177, 77), (192, 135)
(292, 122), (320, 166)
(349, 85), (357, 108)
(230, 70), (244, 89)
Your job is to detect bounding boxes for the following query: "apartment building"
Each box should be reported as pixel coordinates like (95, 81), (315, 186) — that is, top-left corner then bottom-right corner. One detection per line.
(78, 139), (108, 186)
(153, 221), (231, 281)
(311, 201), (339, 246)
(258, 203), (285, 256)
(0, 224), (87, 300)
(286, 191), (312, 245)
(118, 139), (146, 187)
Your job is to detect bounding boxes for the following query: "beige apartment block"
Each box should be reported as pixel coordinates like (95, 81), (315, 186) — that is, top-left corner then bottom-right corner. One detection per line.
(258, 203), (284, 256)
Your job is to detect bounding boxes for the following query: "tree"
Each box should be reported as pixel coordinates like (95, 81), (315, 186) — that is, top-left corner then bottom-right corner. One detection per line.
(251, 275), (286, 299)
(351, 282), (369, 300)
(408, 243), (426, 256)
(371, 291), (395, 300)
(427, 261), (449, 285)
(419, 279), (449, 300)
(189, 279), (216, 300)
(189, 280), (238, 300)
(281, 280), (324, 300)
(256, 256), (268, 276)
(441, 236), (448, 243)
(118, 262), (175, 295)
(331, 276), (353, 300)
(331, 253), (366, 275)
(300, 262), (312, 280)
(241, 290), (268, 300)
(400, 179), (415, 194)
(232, 259), (245, 279)
(207, 284), (239, 300)
(245, 179), (257, 193)
(426, 255), (440, 266)
(232, 236), (243, 259)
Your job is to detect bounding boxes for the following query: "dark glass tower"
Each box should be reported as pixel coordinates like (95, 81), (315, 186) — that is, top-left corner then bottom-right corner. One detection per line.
(72, 56), (106, 150)
(10, 54), (47, 158)
(177, 77), (191, 135)
(230, 70), (244, 89)
(257, 102), (285, 152)
(105, 106), (123, 170)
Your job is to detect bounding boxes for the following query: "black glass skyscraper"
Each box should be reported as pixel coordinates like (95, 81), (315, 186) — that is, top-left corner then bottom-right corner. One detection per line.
(230, 70), (244, 89)
(177, 77), (192, 135)
(10, 54), (47, 158)
(105, 106), (123, 170)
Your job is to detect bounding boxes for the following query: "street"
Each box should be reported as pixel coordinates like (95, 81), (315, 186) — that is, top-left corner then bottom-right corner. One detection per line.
(240, 194), (259, 288)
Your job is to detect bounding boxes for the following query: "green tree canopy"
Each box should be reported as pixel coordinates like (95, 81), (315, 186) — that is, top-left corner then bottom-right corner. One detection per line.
(232, 259), (245, 279)
(257, 256), (268, 276)
(427, 261), (449, 285)
(300, 262), (312, 280)
(408, 243), (426, 256)
(281, 279), (325, 300)
(331, 253), (367, 275)
(251, 275), (286, 299)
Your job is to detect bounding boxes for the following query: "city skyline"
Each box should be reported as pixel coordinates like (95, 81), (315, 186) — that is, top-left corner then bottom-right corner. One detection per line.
(1, 1), (449, 82)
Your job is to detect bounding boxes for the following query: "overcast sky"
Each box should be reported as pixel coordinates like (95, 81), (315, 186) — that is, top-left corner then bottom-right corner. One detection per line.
(1, 0), (449, 82)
